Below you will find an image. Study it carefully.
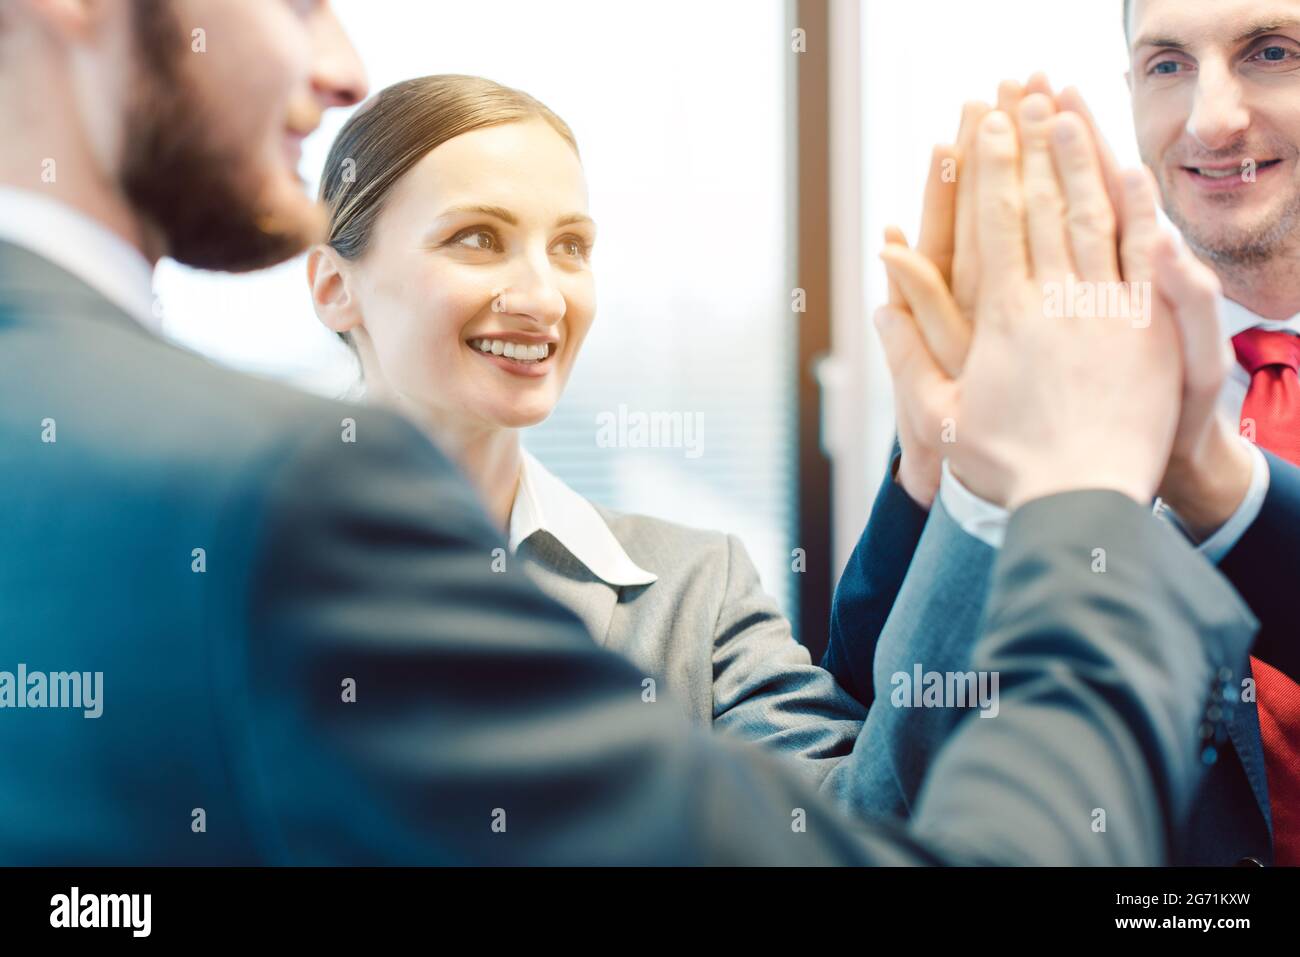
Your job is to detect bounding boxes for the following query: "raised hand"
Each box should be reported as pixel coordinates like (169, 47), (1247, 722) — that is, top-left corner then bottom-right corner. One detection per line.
(877, 78), (1042, 507)
(950, 106), (1188, 509)
(877, 144), (966, 507)
(1151, 240), (1253, 540)
(879, 76), (1248, 530)
(1045, 85), (1251, 535)
(877, 102), (986, 506)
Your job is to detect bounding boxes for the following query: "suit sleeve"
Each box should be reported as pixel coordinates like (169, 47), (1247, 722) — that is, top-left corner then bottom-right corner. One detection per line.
(212, 413), (1253, 865)
(909, 492), (1258, 865)
(1220, 451), (1300, 683)
(820, 497), (996, 819)
(709, 533), (867, 789)
(221, 411), (888, 865)
(822, 449), (930, 706)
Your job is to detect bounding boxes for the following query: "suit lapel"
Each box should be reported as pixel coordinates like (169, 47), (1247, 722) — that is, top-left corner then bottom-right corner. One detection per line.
(517, 533), (620, 647)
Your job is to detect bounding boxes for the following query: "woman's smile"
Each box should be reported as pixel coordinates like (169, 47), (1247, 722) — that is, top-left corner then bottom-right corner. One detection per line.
(466, 334), (559, 378)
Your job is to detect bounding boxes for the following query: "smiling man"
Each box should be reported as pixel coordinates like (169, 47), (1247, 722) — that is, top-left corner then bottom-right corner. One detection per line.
(1130, 0), (1300, 284)
(1125, 0), (1300, 867)
(826, 0), (1300, 867)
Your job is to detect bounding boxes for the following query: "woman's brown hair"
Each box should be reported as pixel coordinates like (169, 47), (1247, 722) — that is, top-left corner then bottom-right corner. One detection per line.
(320, 74), (579, 263)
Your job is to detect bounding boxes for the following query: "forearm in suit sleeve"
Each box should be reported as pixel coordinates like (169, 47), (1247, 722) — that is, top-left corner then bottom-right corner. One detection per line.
(821, 496), (994, 819)
(910, 491), (1257, 865)
(709, 534), (867, 790)
(1220, 450), (1300, 683)
(215, 414), (1254, 865)
(823, 449), (929, 706)
(223, 412), (891, 865)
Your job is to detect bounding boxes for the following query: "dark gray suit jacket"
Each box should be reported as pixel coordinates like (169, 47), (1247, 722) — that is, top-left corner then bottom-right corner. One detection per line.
(829, 478), (1272, 865)
(0, 242), (1257, 864)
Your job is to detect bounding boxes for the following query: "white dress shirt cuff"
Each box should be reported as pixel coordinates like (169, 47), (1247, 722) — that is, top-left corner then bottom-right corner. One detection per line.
(938, 459), (1008, 549)
(939, 438), (1269, 560)
(1194, 437), (1270, 565)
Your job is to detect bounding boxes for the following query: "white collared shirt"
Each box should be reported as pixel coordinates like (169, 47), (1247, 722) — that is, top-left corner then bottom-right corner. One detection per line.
(508, 451), (658, 587)
(939, 294), (1297, 559)
(0, 187), (157, 333)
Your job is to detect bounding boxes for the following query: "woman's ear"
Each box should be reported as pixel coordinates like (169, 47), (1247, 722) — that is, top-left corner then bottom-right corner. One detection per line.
(306, 245), (363, 334)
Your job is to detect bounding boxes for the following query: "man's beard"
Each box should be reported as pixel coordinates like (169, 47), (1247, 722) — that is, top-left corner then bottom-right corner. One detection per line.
(118, 1), (323, 272)
(1162, 170), (1300, 269)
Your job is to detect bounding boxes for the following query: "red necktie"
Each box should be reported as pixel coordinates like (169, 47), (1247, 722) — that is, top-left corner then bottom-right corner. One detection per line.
(1232, 328), (1300, 865)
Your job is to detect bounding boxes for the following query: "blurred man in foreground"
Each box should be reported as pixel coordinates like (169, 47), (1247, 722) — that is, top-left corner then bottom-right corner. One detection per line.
(0, 0), (1254, 863)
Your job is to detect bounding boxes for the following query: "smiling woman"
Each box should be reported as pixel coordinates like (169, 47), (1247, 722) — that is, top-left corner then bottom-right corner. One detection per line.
(310, 78), (594, 439)
(303, 73), (867, 788)
(152, 0), (799, 632)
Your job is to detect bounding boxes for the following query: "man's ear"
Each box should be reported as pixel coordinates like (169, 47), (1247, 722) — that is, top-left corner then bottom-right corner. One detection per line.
(307, 245), (363, 335)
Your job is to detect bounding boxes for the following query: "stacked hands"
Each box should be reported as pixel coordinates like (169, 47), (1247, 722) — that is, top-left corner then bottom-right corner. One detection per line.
(880, 75), (1255, 529)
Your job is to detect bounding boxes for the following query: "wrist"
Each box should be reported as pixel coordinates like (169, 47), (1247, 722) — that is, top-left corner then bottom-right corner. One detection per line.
(1004, 472), (1153, 513)
(1159, 423), (1253, 542)
(952, 458), (1154, 513)
(895, 450), (939, 509)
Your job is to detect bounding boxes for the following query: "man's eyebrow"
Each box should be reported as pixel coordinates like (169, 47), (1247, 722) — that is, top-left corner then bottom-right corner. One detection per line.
(1134, 20), (1300, 53)
(555, 213), (595, 228)
(1233, 19), (1300, 44)
(1133, 33), (1187, 52)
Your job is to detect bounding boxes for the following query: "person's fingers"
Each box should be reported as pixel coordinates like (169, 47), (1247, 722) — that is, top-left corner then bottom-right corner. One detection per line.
(954, 102), (991, 313)
(1018, 93), (1072, 278)
(1025, 72), (1053, 97)
(883, 226), (909, 307)
(874, 305), (950, 397)
(881, 245), (970, 377)
(917, 144), (958, 283)
(997, 79), (1025, 116)
(1118, 167), (1160, 287)
(977, 111), (1030, 295)
(1154, 233), (1226, 399)
(1057, 85), (1128, 223)
(1052, 112), (1120, 282)
(954, 100), (987, 153)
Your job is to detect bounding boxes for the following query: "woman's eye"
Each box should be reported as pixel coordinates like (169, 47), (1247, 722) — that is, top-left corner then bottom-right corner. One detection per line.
(552, 237), (589, 259)
(453, 230), (499, 252)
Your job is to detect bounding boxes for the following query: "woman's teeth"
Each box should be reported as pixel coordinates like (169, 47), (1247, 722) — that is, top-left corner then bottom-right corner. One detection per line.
(469, 338), (551, 362)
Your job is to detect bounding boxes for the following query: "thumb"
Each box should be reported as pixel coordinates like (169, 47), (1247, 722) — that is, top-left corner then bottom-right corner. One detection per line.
(883, 226), (910, 309)
(1154, 233), (1226, 399)
(881, 244), (970, 377)
(874, 305), (949, 394)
